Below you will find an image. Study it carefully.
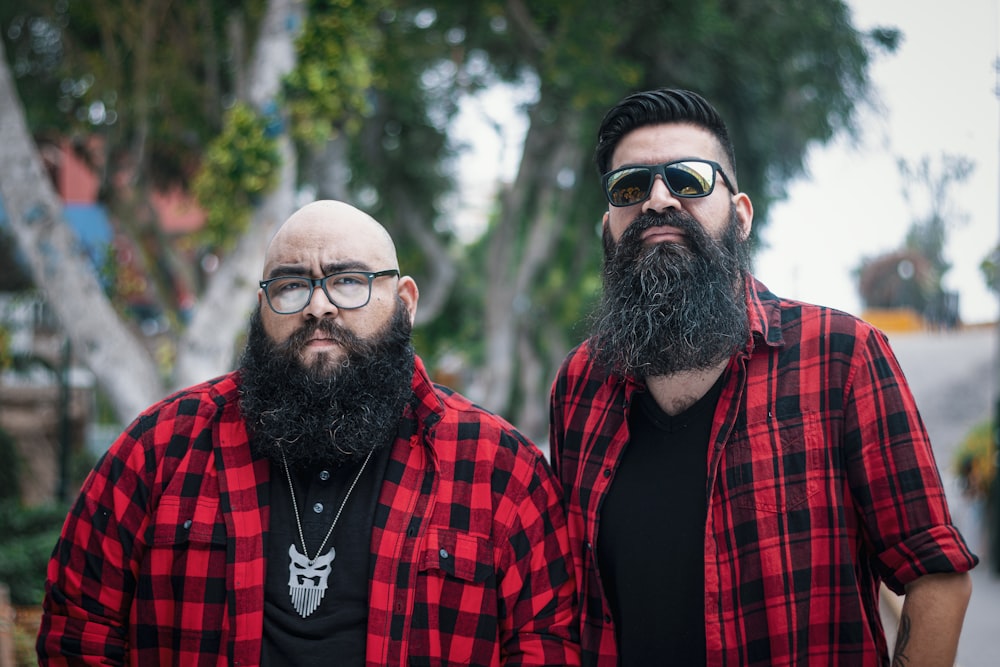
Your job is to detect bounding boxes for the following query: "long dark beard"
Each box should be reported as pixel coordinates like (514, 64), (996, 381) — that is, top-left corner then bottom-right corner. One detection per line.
(238, 301), (415, 469)
(589, 207), (751, 378)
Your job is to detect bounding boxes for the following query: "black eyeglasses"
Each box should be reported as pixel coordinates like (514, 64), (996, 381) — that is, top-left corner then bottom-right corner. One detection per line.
(259, 269), (399, 314)
(602, 159), (735, 207)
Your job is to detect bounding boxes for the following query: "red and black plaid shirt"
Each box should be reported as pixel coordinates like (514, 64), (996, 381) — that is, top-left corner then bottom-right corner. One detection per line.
(549, 277), (978, 667)
(38, 356), (580, 666)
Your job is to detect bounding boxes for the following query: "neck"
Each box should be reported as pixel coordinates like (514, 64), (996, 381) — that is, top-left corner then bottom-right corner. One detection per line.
(643, 358), (729, 417)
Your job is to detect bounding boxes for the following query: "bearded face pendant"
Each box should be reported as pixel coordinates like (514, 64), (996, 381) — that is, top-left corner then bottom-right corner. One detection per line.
(287, 543), (336, 617)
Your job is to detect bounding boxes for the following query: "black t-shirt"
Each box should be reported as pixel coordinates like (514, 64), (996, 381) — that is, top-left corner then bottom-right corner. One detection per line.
(261, 442), (392, 667)
(597, 376), (724, 666)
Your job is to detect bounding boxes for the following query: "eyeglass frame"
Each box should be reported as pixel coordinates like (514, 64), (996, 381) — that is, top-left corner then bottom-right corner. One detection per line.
(601, 158), (736, 207)
(259, 268), (400, 315)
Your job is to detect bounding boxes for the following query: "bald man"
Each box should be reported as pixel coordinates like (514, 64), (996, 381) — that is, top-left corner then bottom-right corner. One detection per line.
(38, 201), (581, 666)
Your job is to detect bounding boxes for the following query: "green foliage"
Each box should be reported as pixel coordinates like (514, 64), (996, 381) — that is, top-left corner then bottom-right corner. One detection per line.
(284, 0), (387, 146)
(5, 0), (900, 427)
(0, 425), (22, 502)
(0, 326), (12, 372)
(0, 501), (68, 605)
(192, 103), (281, 249)
(953, 419), (996, 503)
(981, 246), (1000, 295)
(857, 154), (974, 316)
(2, 0), (267, 187)
(194, 0), (387, 252)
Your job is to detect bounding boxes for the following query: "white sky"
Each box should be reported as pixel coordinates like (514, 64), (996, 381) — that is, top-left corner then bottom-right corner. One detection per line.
(454, 0), (1000, 324)
(755, 0), (1000, 324)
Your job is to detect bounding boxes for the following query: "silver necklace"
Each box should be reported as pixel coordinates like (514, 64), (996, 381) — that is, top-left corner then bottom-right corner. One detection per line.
(279, 446), (375, 617)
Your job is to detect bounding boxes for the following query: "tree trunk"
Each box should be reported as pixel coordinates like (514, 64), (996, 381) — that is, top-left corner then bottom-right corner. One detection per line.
(0, 37), (165, 423)
(477, 101), (581, 417)
(0, 0), (306, 420)
(172, 136), (295, 388)
(172, 0), (304, 389)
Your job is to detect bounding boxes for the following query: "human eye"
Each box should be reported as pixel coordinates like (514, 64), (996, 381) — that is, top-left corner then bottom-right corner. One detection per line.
(329, 272), (367, 287)
(273, 277), (308, 293)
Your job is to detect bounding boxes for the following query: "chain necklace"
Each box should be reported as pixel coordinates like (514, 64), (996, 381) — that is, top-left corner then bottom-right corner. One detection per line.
(279, 446), (375, 617)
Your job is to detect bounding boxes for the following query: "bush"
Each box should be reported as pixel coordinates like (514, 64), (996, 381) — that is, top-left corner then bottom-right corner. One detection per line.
(0, 501), (68, 605)
(0, 425), (22, 502)
(953, 419), (996, 503)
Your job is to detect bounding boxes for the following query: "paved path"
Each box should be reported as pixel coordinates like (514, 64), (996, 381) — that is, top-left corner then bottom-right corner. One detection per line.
(886, 325), (999, 667)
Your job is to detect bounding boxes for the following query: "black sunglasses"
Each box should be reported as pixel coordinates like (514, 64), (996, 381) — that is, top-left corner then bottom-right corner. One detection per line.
(602, 159), (735, 207)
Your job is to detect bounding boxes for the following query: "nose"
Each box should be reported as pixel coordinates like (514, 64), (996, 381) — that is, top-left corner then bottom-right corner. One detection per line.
(641, 174), (683, 214)
(302, 284), (339, 319)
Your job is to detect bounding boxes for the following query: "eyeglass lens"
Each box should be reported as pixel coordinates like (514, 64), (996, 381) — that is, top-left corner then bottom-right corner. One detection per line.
(266, 273), (373, 313)
(604, 160), (717, 206)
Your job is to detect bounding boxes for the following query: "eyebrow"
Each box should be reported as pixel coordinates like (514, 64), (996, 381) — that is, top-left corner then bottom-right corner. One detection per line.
(265, 261), (373, 280)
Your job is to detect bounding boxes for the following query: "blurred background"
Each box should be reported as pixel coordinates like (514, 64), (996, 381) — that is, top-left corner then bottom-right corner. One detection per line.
(0, 0), (998, 664)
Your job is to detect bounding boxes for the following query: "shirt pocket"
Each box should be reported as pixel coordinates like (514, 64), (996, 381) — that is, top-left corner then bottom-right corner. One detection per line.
(144, 496), (228, 649)
(418, 528), (495, 584)
(412, 529), (498, 664)
(150, 496), (227, 549)
(727, 411), (824, 513)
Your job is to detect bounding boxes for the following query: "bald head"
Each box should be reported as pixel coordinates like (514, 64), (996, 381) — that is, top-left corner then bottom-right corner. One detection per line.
(257, 199), (419, 331)
(264, 200), (399, 276)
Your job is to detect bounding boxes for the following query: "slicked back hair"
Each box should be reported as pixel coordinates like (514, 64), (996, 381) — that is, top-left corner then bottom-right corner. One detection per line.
(595, 88), (738, 189)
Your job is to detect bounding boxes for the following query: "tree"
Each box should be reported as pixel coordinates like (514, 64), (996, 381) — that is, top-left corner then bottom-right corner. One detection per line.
(364, 0), (899, 437)
(0, 0), (304, 421)
(857, 153), (973, 327)
(2, 1), (898, 440)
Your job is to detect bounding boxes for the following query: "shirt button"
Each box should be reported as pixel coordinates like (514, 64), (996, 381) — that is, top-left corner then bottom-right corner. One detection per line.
(319, 470), (331, 481)
(312, 502), (324, 514)
(439, 548), (449, 559)
(603, 468), (611, 478)
(183, 519), (192, 530)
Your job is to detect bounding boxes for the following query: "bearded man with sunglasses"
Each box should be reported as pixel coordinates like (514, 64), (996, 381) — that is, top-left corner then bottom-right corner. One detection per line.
(38, 200), (581, 666)
(549, 88), (977, 666)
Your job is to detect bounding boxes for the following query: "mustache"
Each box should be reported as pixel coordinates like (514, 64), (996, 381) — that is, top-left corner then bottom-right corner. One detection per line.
(285, 318), (361, 352)
(620, 209), (704, 244)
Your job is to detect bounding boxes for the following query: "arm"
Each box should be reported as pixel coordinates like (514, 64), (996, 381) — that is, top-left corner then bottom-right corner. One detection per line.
(496, 446), (581, 666)
(36, 426), (150, 665)
(892, 572), (972, 667)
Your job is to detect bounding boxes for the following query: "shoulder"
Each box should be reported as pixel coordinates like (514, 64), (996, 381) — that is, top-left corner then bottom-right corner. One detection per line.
(553, 339), (608, 389)
(413, 370), (555, 484)
(114, 372), (242, 455)
(751, 278), (888, 353)
(428, 383), (541, 459)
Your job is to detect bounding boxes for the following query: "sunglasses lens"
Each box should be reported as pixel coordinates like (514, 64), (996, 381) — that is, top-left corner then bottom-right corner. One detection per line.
(605, 167), (654, 206)
(664, 161), (714, 197)
(605, 160), (719, 206)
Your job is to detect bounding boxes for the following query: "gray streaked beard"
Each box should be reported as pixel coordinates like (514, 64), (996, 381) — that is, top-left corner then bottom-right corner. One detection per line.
(238, 300), (415, 469)
(589, 207), (751, 378)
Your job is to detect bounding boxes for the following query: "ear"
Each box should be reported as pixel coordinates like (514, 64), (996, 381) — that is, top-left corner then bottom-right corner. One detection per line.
(398, 275), (419, 325)
(732, 192), (754, 241)
(601, 210), (610, 232)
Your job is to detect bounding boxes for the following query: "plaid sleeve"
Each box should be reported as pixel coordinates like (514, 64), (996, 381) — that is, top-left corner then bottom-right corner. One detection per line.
(37, 380), (242, 665)
(492, 434), (580, 666)
(844, 327), (979, 592)
(37, 414), (154, 665)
